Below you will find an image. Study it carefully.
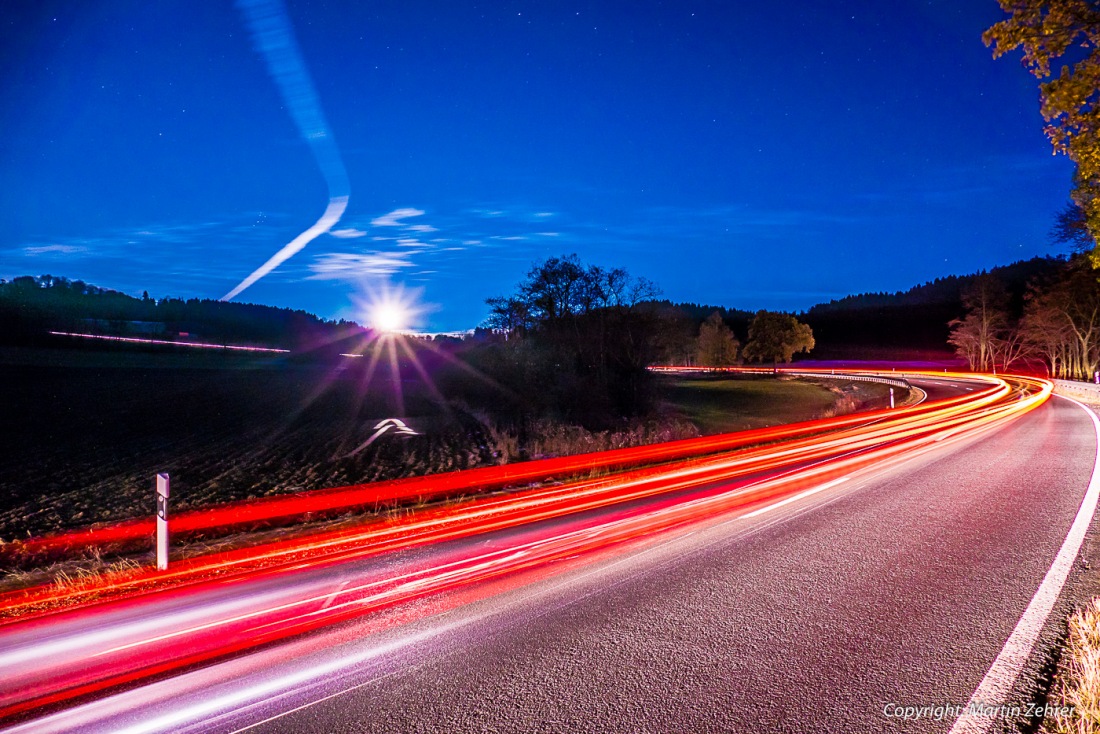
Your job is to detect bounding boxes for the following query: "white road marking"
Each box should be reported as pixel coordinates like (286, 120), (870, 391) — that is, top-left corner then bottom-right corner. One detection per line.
(949, 395), (1100, 734)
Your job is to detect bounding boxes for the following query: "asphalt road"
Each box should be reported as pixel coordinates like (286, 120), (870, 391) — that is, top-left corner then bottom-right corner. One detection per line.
(7, 378), (1095, 734)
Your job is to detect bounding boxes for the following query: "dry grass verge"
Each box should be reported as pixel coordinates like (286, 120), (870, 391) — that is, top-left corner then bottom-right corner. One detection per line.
(1043, 597), (1100, 732)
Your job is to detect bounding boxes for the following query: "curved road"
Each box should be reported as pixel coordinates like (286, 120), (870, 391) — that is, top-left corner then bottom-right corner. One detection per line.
(5, 377), (1098, 733)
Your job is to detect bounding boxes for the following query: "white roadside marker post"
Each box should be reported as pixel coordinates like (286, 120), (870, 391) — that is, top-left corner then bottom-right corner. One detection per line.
(889, 388), (895, 409)
(156, 473), (170, 571)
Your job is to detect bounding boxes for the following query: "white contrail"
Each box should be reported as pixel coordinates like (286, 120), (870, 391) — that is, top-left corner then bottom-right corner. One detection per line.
(223, 0), (351, 301)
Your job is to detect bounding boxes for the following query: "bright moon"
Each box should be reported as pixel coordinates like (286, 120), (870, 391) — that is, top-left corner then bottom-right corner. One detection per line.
(370, 302), (410, 333)
(355, 281), (424, 334)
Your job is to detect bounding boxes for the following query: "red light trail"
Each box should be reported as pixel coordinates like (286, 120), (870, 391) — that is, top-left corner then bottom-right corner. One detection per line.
(47, 331), (291, 353)
(7, 370), (1004, 559)
(0, 370), (1051, 721)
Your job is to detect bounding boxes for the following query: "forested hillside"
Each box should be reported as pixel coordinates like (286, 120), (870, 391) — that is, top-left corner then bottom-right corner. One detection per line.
(0, 275), (360, 352)
(801, 256), (1066, 359)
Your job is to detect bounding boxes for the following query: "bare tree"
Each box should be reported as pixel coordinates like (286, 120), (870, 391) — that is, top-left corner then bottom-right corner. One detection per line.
(948, 274), (1011, 372)
(1022, 258), (1100, 379)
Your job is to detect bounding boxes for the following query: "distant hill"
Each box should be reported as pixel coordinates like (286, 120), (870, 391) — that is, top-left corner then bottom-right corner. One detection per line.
(801, 256), (1067, 359)
(2, 255), (1071, 362)
(805, 256), (1064, 314)
(0, 274), (363, 354)
(647, 256), (1067, 361)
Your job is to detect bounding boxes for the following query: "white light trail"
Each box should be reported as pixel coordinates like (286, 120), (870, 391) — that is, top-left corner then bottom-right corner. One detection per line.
(222, 0), (351, 301)
(222, 196), (347, 301)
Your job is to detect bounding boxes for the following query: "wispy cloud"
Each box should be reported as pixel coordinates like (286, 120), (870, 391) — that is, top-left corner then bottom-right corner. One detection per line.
(23, 244), (88, 256)
(310, 252), (414, 279)
(313, 206), (445, 282)
(330, 227), (368, 239)
(470, 208), (506, 218)
(371, 208), (425, 227)
(1, 215), (306, 301)
(9, 220), (230, 260)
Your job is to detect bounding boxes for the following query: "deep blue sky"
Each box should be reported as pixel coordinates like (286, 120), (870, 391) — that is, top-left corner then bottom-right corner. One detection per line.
(0, 1), (1073, 331)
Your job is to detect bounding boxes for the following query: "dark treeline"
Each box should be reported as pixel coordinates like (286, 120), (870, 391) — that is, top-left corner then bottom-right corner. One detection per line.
(639, 300), (754, 366)
(801, 256), (1067, 359)
(12, 258), (1065, 371)
(6, 251), (1086, 433)
(0, 275), (361, 352)
(612, 257), (1065, 364)
(448, 255), (664, 429)
(447, 255), (817, 429)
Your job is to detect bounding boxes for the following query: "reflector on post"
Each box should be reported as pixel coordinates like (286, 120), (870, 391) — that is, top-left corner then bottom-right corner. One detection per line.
(156, 473), (170, 571)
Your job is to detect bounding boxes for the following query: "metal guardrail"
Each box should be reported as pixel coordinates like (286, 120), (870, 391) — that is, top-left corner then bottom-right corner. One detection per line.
(650, 365), (913, 390)
(784, 371), (912, 390)
(1051, 379), (1100, 402)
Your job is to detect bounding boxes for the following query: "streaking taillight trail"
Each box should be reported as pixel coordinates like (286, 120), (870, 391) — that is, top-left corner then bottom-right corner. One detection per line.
(8, 370), (1001, 558)
(0, 371), (1051, 721)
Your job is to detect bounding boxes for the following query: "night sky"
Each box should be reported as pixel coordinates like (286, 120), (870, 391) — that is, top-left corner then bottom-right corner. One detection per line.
(0, 1), (1074, 332)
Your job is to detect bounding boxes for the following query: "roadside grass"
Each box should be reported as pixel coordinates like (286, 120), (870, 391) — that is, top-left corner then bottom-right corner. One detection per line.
(0, 546), (144, 597)
(658, 374), (899, 435)
(660, 376), (835, 434)
(1043, 598), (1100, 732)
(815, 379), (904, 418)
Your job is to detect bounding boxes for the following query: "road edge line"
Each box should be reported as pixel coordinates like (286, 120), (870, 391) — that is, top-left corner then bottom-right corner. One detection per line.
(948, 395), (1100, 734)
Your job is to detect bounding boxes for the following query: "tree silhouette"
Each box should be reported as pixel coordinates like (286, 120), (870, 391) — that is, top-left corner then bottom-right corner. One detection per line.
(696, 312), (739, 368)
(482, 254), (662, 424)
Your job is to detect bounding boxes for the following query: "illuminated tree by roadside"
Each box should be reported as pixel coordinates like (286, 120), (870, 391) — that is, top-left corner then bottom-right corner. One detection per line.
(1021, 257), (1100, 379)
(949, 274), (1036, 372)
(985, 1), (1100, 261)
(948, 274), (1010, 371)
(696, 311), (739, 367)
(742, 311), (814, 369)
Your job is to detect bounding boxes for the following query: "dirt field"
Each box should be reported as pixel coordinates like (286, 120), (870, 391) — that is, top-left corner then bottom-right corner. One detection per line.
(0, 347), (890, 543)
(0, 346), (495, 540)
